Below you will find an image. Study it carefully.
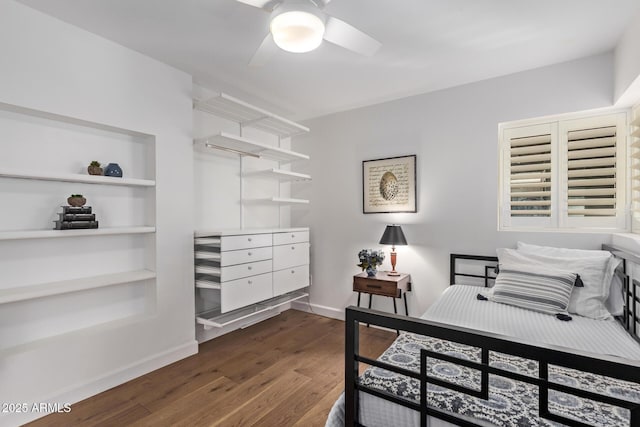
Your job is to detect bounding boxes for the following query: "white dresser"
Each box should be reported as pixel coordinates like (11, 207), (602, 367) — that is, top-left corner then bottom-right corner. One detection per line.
(195, 228), (310, 323)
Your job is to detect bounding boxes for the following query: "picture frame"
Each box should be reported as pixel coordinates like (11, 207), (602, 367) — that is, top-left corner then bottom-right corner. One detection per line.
(362, 154), (417, 214)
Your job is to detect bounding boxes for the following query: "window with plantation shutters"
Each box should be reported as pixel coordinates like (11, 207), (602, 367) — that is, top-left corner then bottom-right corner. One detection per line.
(630, 104), (640, 233)
(499, 111), (629, 231)
(509, 132), (552, 217)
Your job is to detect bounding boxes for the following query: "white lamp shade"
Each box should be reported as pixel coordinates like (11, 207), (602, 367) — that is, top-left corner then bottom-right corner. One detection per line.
(270, 10), (325, 53)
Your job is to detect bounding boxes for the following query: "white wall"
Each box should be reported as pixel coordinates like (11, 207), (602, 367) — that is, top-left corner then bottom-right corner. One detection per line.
(0, 2), (195, 425)
(615, 9), (640, 105)
(292, 53), (617, 319)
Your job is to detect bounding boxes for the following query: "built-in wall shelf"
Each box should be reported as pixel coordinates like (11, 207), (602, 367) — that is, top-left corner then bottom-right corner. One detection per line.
(243, 168), (311, 182)
(632, 116), (640, 127)
(194, 92), (309, 137)
(196, 290), (309, 329)
(0, 168), (155, 187)
(195, 132), (309, 163)
(243, 197), (310, 205)
(633, 128), (640, 138)
(0, 226), (156, 241)
(0, 269), (156, 305)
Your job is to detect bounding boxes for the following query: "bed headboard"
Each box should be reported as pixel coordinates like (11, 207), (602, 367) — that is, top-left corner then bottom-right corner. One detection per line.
(450, 247), (640, 345)
(449, 253), (498, 287)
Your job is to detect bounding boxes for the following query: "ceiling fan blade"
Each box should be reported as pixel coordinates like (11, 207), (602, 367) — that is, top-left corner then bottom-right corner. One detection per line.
(249, 33), (278, 67)
(236, 0), (277, 10)
(323, 16), (381, 56)
(310, 0), (332, 8)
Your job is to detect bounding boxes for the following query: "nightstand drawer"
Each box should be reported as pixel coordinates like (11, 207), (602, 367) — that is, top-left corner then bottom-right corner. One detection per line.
(353, 277), (400, 297)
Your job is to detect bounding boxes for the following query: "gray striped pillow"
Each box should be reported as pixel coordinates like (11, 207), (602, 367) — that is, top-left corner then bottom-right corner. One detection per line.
(490, 264), (576, 316)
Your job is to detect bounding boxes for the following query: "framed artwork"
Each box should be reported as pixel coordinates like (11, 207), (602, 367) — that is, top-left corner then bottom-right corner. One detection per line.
(362, 155), (417, 214)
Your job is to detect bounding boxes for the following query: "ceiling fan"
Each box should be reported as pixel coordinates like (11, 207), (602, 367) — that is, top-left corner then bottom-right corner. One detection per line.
(236, 0), (382, 66)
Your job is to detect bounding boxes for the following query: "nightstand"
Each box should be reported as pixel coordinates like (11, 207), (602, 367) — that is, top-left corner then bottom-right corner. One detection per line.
(353, 271), (411, 316)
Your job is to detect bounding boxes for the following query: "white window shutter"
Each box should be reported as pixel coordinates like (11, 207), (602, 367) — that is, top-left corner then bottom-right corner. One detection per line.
(559, 113), (627, 230)
(500, 123), (557, 229)
(631, 105), (640, 233)
(499, 110), (629, 232)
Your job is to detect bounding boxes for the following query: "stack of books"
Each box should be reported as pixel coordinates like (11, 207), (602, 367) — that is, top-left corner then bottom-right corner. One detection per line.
(54, 206), (99, 230)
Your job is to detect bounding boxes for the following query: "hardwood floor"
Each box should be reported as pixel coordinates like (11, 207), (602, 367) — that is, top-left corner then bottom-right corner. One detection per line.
(26, 310), (396, 427)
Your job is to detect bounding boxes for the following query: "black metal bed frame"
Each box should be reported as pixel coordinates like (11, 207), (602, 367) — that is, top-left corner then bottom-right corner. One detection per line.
(345, 245), (640, 427)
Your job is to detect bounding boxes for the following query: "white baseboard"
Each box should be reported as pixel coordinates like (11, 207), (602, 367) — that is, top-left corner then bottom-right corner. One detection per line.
(2, 340), (198, 427)
(292, 300), (344, 320)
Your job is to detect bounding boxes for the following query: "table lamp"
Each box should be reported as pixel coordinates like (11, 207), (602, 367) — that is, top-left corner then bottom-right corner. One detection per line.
(379, 224), (407, 276)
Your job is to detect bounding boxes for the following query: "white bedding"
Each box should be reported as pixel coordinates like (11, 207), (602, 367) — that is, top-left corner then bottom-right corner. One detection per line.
(427, 285), (640, 360)
(327, 284), (640, 427)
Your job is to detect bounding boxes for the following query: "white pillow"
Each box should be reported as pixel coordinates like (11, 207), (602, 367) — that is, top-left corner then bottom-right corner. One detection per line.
(606, 273), (625, 317)
(497, 247), (615, 320)
(516, 242), (622, 316)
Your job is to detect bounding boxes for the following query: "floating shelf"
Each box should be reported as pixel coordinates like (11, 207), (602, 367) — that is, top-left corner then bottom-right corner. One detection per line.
(243, 168), (311, 182)
(196, 290), (308, 329)
(243, 197), (310, 205)
(0, 269), (156, 305)
(632, 116), (640, 127)
(195, 132), (309, 163)
(633, 128), (640, 138)
(0, 168), (155, 187)
(0, 226), (156, 241)
(193, 93), (309, 137)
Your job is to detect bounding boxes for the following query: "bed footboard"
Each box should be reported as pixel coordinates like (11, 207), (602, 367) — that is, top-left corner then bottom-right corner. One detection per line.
(345, 306), (640, 427)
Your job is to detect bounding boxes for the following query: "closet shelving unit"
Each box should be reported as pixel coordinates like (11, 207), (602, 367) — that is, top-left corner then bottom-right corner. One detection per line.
(193, 132), (309, 163)
(193, 93), (311, 330)
(0, 102), (157, 349)
(243, 168), (311, 182)
(193, 91), (311, 208)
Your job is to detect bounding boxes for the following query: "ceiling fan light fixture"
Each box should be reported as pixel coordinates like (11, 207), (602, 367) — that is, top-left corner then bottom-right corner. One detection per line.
(270, 10), (325, 53)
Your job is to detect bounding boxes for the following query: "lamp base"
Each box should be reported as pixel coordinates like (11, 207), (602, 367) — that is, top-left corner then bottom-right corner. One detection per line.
(387, 271), (401, 276)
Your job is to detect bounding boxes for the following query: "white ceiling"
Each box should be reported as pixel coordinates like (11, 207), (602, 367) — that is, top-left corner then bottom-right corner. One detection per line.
(18, 0), (640, 120)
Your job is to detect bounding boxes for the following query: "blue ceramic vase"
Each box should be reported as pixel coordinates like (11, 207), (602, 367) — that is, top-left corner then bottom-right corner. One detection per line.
(366, 266), (377, 277)
(104, 163), (123, 178)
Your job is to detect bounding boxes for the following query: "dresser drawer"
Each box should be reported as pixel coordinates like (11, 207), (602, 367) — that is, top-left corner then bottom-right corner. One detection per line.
(274, 264), (309, 296)
(273, 230), (309, 246)
(221, 233), (272, 251)
(221, 246), (272, 267)
(221, 272), (273, 313)
(221, 259), (272, 282)
(353, 277), (400, 297)
(272, 242), (309, 271)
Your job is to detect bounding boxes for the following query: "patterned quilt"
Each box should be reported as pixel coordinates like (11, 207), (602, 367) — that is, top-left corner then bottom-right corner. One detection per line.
(359, 332), (640, 426)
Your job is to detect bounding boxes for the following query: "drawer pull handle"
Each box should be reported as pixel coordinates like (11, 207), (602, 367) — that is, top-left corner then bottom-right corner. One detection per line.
(248, 252), (252, 256)
(248, 266), (252, 270)
(248, 280), (252, 284)
(291, 246), (295, 250)
(366, 284), (382, 289)
(291, 270), (295, 274)
(248, 237), (252, 242)
(291, 234), (295, 238)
